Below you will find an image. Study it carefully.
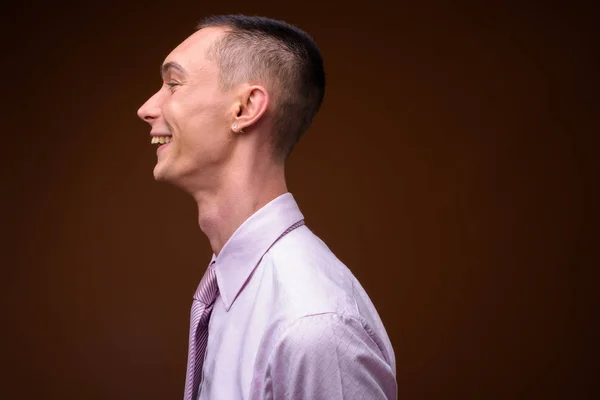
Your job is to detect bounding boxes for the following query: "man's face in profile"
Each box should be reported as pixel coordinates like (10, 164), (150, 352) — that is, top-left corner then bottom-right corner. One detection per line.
(137, 27), (235, 190)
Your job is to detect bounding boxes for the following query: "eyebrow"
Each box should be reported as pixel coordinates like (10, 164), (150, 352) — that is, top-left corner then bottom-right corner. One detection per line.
(161, 61), (189, 77)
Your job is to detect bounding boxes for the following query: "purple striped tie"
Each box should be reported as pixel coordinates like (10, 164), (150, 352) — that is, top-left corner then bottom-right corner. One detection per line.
(184, 262), (219, 400)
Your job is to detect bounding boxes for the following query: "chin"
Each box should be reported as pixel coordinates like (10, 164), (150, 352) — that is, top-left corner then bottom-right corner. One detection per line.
(153, 164), (192, 193)
(153, 163), (172, 183)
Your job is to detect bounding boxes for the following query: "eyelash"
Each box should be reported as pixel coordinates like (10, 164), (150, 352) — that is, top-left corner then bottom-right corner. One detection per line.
(166, 82), (179, 91)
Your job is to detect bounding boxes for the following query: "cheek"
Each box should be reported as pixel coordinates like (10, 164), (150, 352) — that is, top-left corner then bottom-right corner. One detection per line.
(163, 88), (231, 154)
(164, 93), (210, 131)
(161, 98), (185, 133)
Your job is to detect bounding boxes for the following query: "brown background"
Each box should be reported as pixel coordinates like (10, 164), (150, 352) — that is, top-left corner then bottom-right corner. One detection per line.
(1, 1), (596, 399)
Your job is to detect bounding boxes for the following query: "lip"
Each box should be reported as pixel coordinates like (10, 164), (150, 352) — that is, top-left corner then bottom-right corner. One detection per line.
(157, 141), (172, 153)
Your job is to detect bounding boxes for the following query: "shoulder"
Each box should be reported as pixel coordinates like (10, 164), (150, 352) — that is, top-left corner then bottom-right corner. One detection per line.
(263, 226), (359, 317)
(258, 225), (395, 369)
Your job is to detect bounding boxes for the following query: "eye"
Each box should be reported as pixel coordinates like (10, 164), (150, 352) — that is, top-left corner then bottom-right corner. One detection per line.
(166, 82), (179, 92)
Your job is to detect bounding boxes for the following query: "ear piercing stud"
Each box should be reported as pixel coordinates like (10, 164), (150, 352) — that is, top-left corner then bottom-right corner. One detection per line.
(232, 123), (243, 133)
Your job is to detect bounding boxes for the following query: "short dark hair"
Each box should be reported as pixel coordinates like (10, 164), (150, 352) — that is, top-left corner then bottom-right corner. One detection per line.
(197, 15), (326, 161)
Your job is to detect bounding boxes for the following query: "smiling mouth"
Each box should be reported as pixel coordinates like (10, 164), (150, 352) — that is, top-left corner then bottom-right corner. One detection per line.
(151, 136), (172, 144)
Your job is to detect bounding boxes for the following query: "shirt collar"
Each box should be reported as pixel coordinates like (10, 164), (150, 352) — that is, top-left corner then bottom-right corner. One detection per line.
(212, 192), (304, 311)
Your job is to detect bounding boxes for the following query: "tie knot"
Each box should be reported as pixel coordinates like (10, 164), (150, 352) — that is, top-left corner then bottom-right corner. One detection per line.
(193, 263), (219, 305)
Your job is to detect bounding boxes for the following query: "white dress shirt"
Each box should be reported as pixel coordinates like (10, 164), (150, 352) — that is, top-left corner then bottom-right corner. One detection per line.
(197, 193), (397, 399)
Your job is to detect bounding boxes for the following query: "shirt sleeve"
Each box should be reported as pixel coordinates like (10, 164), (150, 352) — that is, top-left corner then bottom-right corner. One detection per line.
(263, 313), (397, 400)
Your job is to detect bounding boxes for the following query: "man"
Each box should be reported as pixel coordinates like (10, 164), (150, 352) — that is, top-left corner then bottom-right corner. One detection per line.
(137, 14), (396, 400)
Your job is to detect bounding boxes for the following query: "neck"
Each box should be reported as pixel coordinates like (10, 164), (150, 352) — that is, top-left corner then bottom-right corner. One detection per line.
(192, 161), (287, 256)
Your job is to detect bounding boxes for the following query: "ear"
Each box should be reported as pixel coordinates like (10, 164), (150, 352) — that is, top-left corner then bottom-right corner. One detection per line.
(231, 85), (269, 133)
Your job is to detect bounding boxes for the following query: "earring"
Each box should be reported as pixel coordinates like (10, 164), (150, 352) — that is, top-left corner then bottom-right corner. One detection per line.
(232, 123), (244, 134)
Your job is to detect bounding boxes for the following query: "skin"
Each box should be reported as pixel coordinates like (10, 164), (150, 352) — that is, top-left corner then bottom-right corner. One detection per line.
(137, 27), (288, 255)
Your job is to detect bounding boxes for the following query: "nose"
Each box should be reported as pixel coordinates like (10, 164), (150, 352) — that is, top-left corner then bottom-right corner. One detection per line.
(137, 92), (161, 124)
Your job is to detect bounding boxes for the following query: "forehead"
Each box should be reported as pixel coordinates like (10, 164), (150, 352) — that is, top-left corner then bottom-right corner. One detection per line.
(163, 27), (226, 74)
